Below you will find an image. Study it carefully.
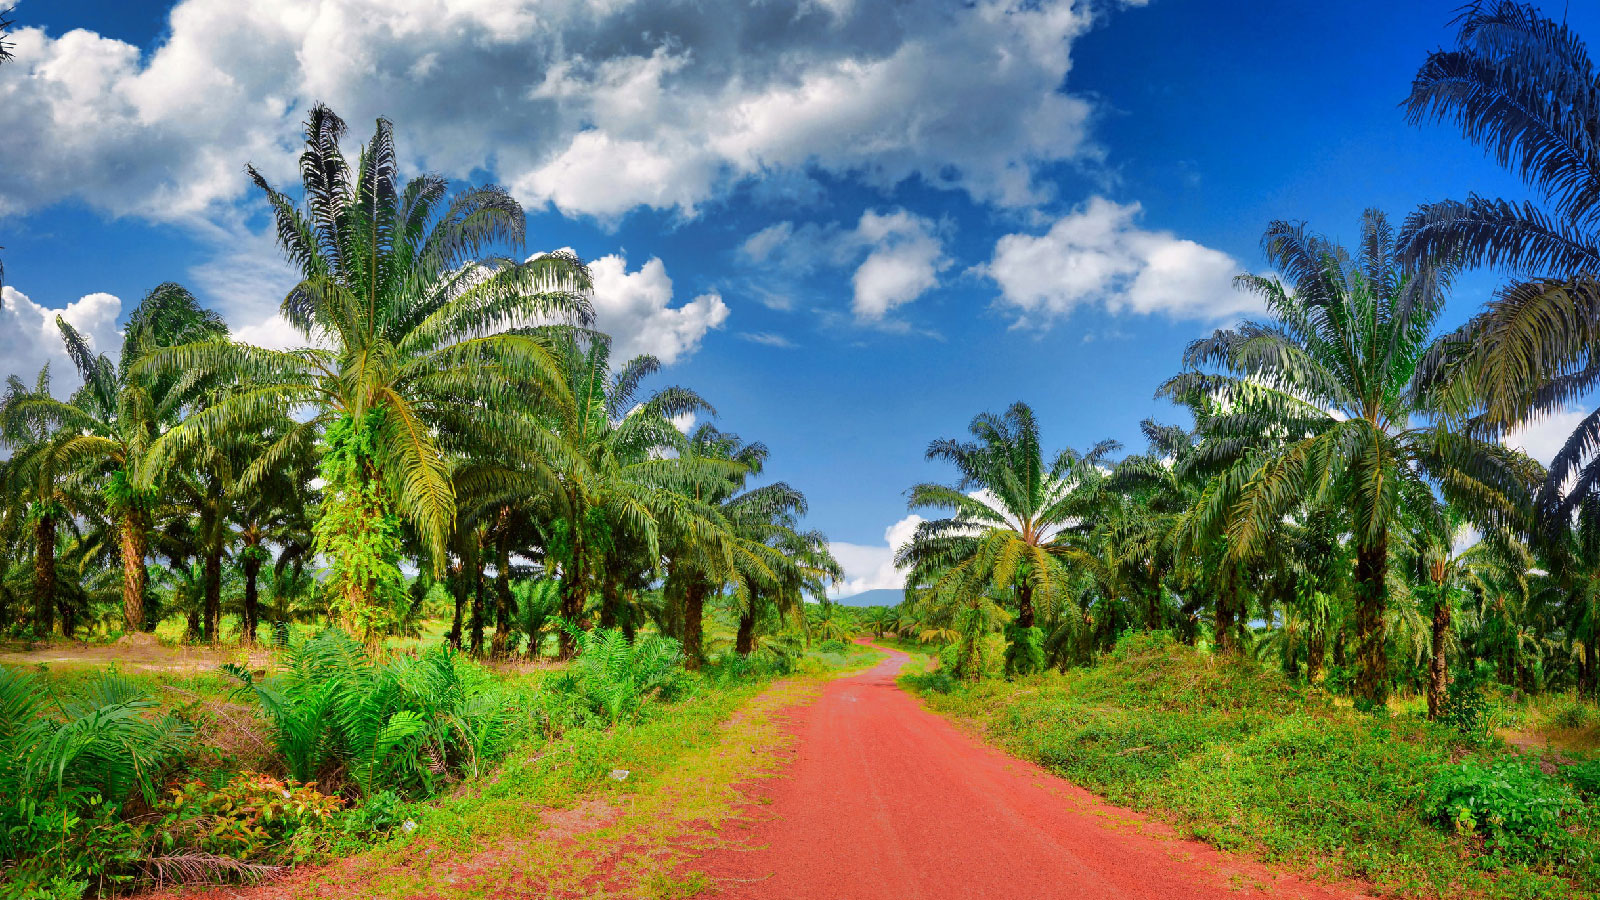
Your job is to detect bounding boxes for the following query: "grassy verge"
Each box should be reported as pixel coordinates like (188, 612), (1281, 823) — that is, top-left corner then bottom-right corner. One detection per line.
(902, 632), (1599, 900)
(250, 661), (856, 899)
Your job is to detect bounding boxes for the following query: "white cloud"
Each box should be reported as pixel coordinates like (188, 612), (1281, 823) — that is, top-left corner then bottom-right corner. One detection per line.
(828, 513), (923, 598)
(0, 0), (1122, 224)
(589, 254), (729, 365)
(0, 286), (123, 396)
(233, 313), (312, 351)
(851, 209), (950, 320)
(981, 196), (1258, 326)
(738, 331), (797, 349)
(1506, 408), (1591, 467)
(741, 208), (948, 322)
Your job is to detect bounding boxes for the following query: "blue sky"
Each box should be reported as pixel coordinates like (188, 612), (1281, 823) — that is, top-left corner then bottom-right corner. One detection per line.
(2, 0), (1594, 596)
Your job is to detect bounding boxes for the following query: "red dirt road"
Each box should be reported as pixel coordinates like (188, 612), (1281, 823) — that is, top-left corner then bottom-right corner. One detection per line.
(695, 644), (1366, 900)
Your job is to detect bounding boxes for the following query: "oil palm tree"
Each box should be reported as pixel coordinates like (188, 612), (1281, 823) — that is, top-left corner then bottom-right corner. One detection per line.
(142, 106), (591, 640)
(658, 424), (776, 665)
(543, 336), (729, 658)
(1402, 2), (1600, 527)
(1161, 211), (1539, 704)
(8, 285), (227, 633)
(1, 369), (77, 636)
(895, 402), (1117, 675)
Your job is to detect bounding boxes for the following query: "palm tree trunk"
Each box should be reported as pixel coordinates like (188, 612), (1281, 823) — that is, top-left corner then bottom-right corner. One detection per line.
(120, 511), (149, 633)
(33, 513), (56, 637)
(1306, 625), (1326, 685)
(736, 606), (756, 656)
(1016, 581), (1035, 629)
(1354, 536), (1390, 706)
(469, 557), (486, 656)
(492, 525), (512, 658)
(447, 560), (466, 649)
(1427, 598), (1450, 720)
(558, 536), (585, 659)
(683, 580), (707, 670)
(203, 544), (223, 642)
(599, 574), (620, 630)
(242, 555), (262, 645)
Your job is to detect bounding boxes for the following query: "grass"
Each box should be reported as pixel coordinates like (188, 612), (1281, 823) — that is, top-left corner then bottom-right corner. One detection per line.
(902, 631), (1600, 900)
(2, 619), (877, 899)
(237, 645), (876, 899)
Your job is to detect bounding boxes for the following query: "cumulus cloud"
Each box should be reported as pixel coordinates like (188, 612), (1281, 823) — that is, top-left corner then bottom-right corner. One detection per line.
(589, 254), (729, 365)
(0, 286), (123, 395)
(981, 196), (1258, 326)
(740, 209), (948, 322)
(0, 0), (1122, 224)
(850, 210), (949, 320)
(828, 513), (923, 599)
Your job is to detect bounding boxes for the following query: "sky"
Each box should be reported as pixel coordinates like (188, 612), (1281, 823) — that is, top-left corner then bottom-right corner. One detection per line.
(1, 0), (1595, 597)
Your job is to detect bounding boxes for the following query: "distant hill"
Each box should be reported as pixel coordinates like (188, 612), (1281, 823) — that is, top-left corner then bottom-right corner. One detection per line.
(831, 588), (903, 608)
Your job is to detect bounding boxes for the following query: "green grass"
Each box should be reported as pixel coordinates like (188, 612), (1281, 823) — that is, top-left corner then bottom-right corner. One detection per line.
(261, 643), (870, 898)
(904, 631), (1600, 900)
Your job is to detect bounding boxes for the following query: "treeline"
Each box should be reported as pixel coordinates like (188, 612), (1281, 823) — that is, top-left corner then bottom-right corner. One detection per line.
(0, 106), (837, 662)
(896, 2), (1600, 718)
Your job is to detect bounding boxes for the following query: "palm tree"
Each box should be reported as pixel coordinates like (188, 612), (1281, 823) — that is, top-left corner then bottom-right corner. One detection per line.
(726, 497), (841, 655)
(543, 336), (727, 659)
(896, 402), (1119, 676)
(1160, 211), (1539, 704)
(1402, 2), (1600, 528)
(9, 285), (227, 633)
(142, 106), (591, 641)
(1, 369), (76, 636)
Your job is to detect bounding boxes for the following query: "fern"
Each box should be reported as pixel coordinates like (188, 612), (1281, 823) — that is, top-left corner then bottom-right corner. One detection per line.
(226, 627), (515, 797)
(553, 623), (690, 723)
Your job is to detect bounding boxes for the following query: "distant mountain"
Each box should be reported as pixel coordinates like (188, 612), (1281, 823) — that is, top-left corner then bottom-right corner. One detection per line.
(831, 588), (903, 608)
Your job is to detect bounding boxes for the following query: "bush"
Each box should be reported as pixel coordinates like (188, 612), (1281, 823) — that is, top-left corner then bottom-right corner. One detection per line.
(549, 626), (690, 724)
(0, 669), (192, 897)
(1426, 757), (1578, 861)
(1562, 759), (1600, 799)
(1440, 674), (1492, 739)
(224, 628), (519, 798)
(156, 772), (341, 865)
(817, 639), (848, 655)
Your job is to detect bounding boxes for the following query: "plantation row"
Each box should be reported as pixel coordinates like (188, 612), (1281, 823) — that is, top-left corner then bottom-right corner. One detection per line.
(891, 4), (1600, 717)
(0, 104), (839, 660)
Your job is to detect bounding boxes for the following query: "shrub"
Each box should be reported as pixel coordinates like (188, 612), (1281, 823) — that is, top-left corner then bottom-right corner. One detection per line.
(1562, 759), (1600, 799)
(549, 626), (690, 724)
(817, 639), (848, 655)
(1426, 757), (1578, 861)
(224, 628), (518, 798)
(156, 772), (341, 865)
(1440, 674), (1492, 740)
(0, 668), (192, 897)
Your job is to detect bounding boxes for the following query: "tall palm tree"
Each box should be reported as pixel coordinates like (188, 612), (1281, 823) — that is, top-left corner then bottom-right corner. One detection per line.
(541, 335), (728, 658)
(1402, 1), (1600, 528)
(143, 106), (591, 641)
(659, 425), (767, 666)
(1161, 211), (1539, 704)
(896, 402), (1118, 676)
(9, 285), (227, 633)
(1, 369), (77, 636)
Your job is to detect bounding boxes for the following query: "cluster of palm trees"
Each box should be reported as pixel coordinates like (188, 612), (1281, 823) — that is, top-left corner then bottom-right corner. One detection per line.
(0, 106), (837, 664)
(896, 2), (1600, 715)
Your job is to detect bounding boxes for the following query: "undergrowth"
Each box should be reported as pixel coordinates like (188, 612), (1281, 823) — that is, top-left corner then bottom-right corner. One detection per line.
(905, 631), (1600, 900)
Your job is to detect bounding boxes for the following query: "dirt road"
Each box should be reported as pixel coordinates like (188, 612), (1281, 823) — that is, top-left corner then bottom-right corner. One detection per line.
(694, 643), (1363, 900)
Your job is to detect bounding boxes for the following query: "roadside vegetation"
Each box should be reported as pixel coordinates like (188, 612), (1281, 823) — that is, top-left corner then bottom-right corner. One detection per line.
(0, 99), (856, 898)
(886, 4), (1600, 897)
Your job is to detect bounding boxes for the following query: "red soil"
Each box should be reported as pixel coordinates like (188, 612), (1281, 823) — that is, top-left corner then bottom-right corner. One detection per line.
(694, 643), (1369, 900)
